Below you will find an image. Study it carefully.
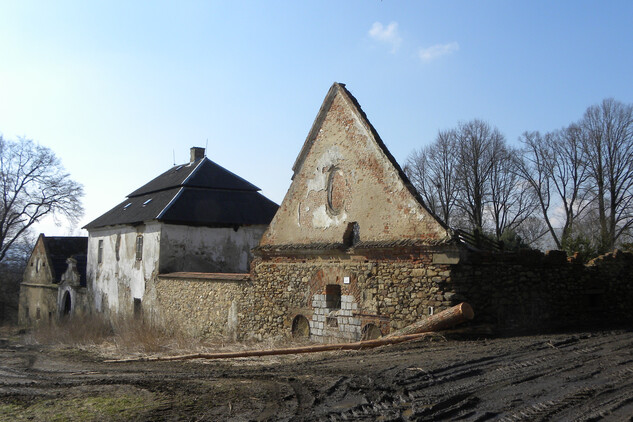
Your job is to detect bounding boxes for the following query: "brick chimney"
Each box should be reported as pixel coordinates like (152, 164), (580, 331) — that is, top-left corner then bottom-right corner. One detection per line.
(190, 147), (205, 163)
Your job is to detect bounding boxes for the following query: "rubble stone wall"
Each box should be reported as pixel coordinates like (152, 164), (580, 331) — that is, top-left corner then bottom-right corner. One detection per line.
(246, 249), (455, 342)
(452, 249), (633, 331)
(145, 249), (633, 341)
(151, 274), (249, 339)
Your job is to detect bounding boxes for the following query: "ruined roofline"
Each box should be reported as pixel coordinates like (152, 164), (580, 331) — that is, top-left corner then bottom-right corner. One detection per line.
(290, 82), (452, 235)
(254, 237), (458, 254)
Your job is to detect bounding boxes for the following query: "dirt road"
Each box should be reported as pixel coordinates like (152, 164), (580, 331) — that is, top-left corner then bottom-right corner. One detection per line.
(2, 330), (633, 421)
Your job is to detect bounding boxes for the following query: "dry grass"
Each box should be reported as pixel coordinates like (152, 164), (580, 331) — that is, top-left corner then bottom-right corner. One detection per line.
(21, 315), (316, 360)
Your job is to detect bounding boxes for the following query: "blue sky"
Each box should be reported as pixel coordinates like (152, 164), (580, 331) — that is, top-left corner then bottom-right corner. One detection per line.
(1, 1), (632, 236)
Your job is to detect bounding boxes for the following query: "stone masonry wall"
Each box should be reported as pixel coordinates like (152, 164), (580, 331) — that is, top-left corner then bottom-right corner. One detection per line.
(150, 274), (249, 340)
(144, 248), (633, 342)
(452, 249), (633, 331)
(246, 249), (454, 342)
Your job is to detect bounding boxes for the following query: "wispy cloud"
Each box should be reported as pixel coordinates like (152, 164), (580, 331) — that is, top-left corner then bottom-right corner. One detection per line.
(418, 42), (460, 61)
(368, 21), (402, 53)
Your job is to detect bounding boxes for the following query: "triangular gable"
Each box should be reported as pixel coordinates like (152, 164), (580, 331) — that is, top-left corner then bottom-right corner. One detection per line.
(260, 83), (451, 247)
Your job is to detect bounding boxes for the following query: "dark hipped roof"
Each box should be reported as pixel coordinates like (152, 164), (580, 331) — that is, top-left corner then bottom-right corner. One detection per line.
(84, 157), (278, 230)
(41, 236), (88, 283)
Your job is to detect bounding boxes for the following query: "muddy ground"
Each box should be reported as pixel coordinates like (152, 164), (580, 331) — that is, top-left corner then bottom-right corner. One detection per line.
(1, 329), (633, 421)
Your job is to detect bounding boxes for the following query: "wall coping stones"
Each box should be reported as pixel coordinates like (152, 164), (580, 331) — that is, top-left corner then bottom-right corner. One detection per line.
(158, 272), (250, 282)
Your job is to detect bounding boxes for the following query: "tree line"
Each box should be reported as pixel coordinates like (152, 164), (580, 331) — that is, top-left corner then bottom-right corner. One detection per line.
(405, 98), (633, 257)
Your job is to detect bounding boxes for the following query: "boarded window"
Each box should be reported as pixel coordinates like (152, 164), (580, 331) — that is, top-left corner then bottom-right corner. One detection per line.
(325, 284), (341, 309)
(135, 235), (143, 261)
(98, 240), (104, 264)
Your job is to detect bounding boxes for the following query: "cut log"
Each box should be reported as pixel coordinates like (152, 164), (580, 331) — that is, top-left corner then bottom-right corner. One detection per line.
(387, 302), (474, 337)
(104, 302), (474, 364)
(105, 331), (439, 363)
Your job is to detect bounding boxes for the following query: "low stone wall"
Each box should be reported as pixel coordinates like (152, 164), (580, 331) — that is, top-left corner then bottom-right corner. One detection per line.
(451, 249), (633, 331)
(146, 249), (633, 342)
(152, 272), (250, 339)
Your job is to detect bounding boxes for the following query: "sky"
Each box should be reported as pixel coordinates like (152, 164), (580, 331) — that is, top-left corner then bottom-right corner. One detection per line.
(1, 1), (632, 237)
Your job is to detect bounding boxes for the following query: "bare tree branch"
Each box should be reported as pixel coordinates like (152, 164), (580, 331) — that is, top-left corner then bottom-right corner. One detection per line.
(0, 136), (83, 262)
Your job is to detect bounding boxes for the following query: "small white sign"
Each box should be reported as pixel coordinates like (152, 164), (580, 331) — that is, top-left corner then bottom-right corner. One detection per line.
(343, 276), (350, 284)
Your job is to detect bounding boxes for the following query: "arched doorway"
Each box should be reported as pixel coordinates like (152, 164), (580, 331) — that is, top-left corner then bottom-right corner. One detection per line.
(361, 323), (382, 340)
(62, 291), (72, 317)
(291, 315), (310, 338)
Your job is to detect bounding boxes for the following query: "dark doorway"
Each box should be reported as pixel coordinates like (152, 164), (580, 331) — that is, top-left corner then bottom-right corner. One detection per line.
(62, 292), (72, 316)
(291, 315), (310, 338)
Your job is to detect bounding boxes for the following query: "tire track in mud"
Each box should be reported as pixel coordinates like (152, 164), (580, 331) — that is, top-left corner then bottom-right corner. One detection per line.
(3, 331), (633, 421)
(310, 331), (633, 421)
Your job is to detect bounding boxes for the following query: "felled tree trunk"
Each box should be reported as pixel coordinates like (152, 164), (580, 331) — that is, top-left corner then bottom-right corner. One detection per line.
(387, 302), (474, 337)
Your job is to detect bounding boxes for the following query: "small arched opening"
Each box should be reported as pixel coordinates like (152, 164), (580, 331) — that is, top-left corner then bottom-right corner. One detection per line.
(361, 323), (382, 341)
(291, 314), (310, 339)
(62, 291), (72, 317)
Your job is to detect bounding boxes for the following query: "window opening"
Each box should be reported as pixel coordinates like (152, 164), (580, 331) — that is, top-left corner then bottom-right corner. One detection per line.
(36, 308), (41, 320)
(325, 284), (341, 309)
(343, 222), (360, 247)
(98, 239), (104, 264)
(123, 203), (132, 210)
(142, 198), (152, 206)
(134, 298), (142, 319)
(135, 235), (143, 261)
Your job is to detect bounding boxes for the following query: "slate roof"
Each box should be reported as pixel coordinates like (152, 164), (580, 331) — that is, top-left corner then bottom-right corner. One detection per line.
(40, 236), (88, 283)
(84, 157), (278, 229)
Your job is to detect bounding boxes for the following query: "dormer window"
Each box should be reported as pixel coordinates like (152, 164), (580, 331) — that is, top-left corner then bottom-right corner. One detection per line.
(142, 199), (152, 206)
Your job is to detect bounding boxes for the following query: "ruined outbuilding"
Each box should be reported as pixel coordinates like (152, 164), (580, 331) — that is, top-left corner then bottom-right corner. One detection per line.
(18, 234), (88, 326)
(247, 83), (465, 342)
(83, 147), (278, 320)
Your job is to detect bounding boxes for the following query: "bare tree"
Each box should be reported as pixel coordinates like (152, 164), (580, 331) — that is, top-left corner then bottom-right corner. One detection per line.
(515, 126), (591, 250)
(488, 144), (538, 239)
(0, 136), (84, 262)
(581, 98), (633, 252)
(455, 119), (504, 234)
(405, 129), (459, 225)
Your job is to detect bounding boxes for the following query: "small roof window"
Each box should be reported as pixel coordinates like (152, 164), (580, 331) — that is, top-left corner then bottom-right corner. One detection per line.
(174, 165), (184, 172)
(142, 198), (153, 206)
(123, 203), (132, 210)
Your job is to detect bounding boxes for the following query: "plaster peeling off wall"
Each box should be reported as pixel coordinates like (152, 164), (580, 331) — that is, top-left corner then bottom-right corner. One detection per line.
(87, 223), (161, 316)
(305, 146), (343, 196)
(159, 224), (267, 274)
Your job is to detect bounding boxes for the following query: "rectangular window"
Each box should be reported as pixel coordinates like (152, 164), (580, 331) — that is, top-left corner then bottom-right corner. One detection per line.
(98, 239), (104, 264)
(135, 235), (143, 261)
(133, 298), (142, 319)
(325, 284), (342, 309)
